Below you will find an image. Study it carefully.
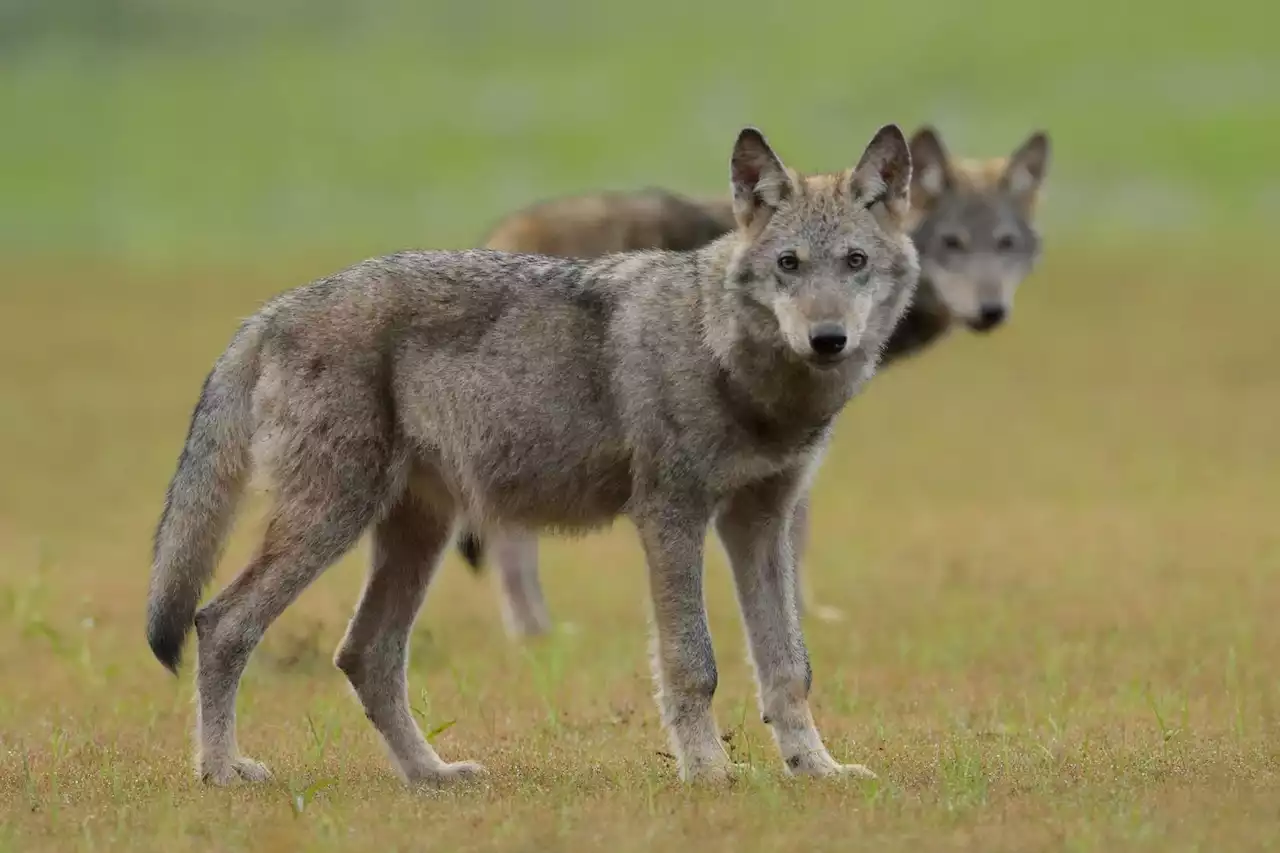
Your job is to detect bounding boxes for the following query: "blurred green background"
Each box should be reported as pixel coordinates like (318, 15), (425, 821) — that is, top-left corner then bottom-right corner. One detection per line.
(1, 5), (1278, 850)
(3, 0), (1276, 264)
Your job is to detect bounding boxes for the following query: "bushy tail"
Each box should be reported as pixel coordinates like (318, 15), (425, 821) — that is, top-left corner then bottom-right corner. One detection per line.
(456, 526), (486, 575)
(147, 321), (264, 673)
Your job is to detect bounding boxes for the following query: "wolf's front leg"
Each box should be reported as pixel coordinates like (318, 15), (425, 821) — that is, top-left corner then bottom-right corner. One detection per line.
(716, 473), (875, 779)
(632, 500), (731, 783)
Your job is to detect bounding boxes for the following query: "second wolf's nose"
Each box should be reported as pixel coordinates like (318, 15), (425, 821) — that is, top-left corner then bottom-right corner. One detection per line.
(808, 324), (849, 357)
(972, 305), (1007, 332)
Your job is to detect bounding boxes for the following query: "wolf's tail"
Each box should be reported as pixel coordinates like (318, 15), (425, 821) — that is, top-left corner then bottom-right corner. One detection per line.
(146, 320), (265, 673)
(456, 526), (486, 574)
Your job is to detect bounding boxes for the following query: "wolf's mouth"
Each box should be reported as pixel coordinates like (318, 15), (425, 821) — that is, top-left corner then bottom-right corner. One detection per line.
(806, 349), (855, 369)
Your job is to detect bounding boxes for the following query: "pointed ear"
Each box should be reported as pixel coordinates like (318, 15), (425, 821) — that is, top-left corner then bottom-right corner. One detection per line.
(730, 127), (792, 229)
(908, 125), (951, 206)
(1002, 131), (1050, 205)
(849, 123), (912, 223)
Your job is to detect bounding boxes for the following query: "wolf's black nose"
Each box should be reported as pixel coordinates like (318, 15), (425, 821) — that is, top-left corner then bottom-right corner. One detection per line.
(972, 305), (1006, 332)
(808, 324), (849, 357)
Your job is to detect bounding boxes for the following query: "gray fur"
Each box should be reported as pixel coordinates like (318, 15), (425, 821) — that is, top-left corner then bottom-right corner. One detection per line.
(462, 126), (1051, 637)
(905, 126), (1050, 333)
(146, 125), (920, 785)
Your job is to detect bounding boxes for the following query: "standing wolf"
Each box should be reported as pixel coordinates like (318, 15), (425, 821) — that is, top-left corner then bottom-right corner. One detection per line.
(147, 125), (921, 786)
(459, 126), (1051, 637)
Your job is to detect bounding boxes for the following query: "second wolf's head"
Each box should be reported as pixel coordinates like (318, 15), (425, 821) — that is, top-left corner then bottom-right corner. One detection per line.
(907, 127), (1051, 333)
(720, 125), (920, 370)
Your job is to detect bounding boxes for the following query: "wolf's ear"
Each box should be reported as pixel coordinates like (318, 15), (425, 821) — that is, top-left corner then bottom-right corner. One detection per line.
(730, 127), (792, 229)
(1002, 131), (1050, 207)
(850, 124), (912, 224)
(909, 125), (951, 206)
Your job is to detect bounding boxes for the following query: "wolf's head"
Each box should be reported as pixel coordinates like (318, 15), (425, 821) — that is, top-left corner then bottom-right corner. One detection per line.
(721, 125), (920, 369)
(907, 127), (1050, 333)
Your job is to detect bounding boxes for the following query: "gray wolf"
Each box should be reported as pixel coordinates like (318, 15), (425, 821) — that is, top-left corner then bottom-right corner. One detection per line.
(482, 187), (735, 257)
(146, 124), (921, 786)
(898, 126), (1050, 344)
(458, 126), (1051, 636)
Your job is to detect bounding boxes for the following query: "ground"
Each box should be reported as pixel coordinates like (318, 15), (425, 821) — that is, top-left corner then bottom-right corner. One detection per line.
(1, 240), (1277, 851)
(2, 0), (1278, 848)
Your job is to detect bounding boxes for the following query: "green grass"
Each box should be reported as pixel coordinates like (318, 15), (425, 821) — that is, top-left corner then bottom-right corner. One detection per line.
(1, 245), (1278, 851)
(3, 0), (1278, 261)
(1, 0), (1278, 850)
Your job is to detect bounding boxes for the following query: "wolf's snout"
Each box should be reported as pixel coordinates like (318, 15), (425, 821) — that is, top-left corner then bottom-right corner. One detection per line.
(970, 304), (1007, 332)
(807, 323), (849, 360)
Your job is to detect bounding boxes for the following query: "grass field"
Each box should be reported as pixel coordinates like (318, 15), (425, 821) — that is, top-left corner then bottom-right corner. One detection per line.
(2, 0), (1279, 850)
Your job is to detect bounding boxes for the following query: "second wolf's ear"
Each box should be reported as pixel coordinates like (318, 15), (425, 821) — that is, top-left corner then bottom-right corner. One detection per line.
(730, 127), (792, 229)
(849, 123), (912, 224)
(1002, 131), (1050, 208)
(909, 125), (952, 206)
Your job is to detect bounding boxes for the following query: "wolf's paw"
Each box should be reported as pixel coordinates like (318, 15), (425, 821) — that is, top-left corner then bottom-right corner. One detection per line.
(200, 755), (272, 786)
(502, 610), (553, 640)
(808, 604), (846, 623)
(785, 750), (876, 780)
(408, 760), (487, 789)
(831, 762), (877, 779)
(681, 763), (736, 785)
(678, 751), (738, 785)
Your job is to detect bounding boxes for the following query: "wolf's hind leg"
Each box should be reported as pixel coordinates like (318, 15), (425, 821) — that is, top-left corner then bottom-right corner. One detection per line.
(490, 528), (552, 639)
(194, 477), (383, 785)
(335, 485), (485, 786)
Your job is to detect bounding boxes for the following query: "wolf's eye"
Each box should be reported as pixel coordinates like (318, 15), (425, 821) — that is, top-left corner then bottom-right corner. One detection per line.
(995, 233), (1017, 252)
(846, 250), (869, 271)
(940, 233), (966, 251)
(777, 251), (800, 272)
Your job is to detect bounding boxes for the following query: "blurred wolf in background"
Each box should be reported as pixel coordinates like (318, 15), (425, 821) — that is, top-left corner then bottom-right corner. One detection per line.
(147, 125), (921, 785)
(460, 126), (1050, 637)
(481, 187), (736, 259)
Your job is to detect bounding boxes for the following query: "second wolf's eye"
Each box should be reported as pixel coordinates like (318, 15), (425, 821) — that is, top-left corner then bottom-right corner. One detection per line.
(777, 251), (800, 272)
(940, 233), (966, 251)
(995, 233), (1018, 252)
(846, 250), (868, 271)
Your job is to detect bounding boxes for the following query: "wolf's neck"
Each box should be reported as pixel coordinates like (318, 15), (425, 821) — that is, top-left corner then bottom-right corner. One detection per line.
(880, 277), (952, 367)
(711, 314), (854, 444)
